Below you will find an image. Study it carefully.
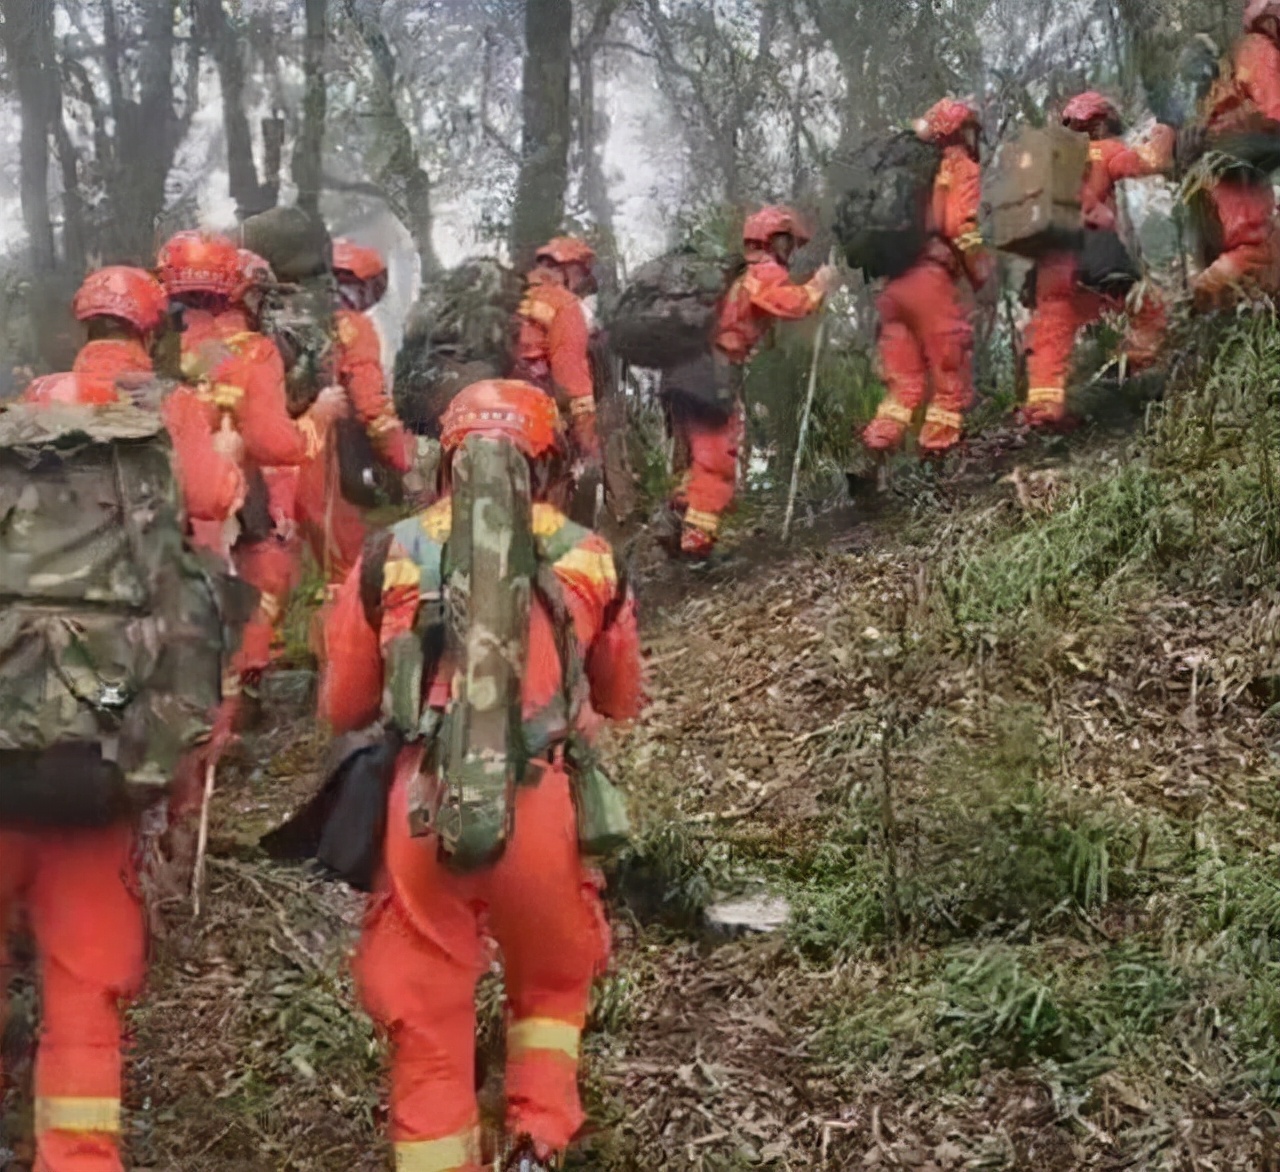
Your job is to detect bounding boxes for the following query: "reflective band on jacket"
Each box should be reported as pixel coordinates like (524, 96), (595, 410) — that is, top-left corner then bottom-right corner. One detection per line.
(299, 416), (322, 461)
(508, 1017), (582, 1060)
(875, 398), (914, 426)
(1027, 386), (1065, 405)
(568, 396), (596, 417)
(924, 406), (963, 430)
(683, 508), (720, 536)
(395, 1129), (481, 1172)
(35, 1097), (121, 1136)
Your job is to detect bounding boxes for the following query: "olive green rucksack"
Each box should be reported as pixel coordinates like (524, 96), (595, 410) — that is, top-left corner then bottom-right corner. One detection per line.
(0, 400), (232, 827)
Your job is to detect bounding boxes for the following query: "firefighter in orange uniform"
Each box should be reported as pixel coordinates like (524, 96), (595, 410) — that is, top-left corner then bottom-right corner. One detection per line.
(1022, 93), (1175, 428)
(320, 380), (644, 1172)
(669, 206), (836, 558)
(863, 98), (992, 457)
(68, 265), (247, 536)
(292, 239), (414, 584)
(513, 236), (600, 461)
(157, 230), (342, 687)
(1193, 0), (1280, 308)
(0, 266), (243, 1172)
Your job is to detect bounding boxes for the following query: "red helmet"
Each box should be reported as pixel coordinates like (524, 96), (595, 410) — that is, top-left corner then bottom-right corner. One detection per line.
(742, 205), (812, 248)
(333, 239), (387, 283)
(915, 98), (980, 144)
(72, 266), (168, 334)
(1247, 0), (1280, 31)
(535, 236), (596, 267)
(1062, 91), (1121, 131)
(23, 372), (117, 407)
(439, 379), (564, 460)
(157, 231), (243, 300)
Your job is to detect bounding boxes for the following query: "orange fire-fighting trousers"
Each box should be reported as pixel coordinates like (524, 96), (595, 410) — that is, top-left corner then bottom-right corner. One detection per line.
(864, 257), (976, 453)
(1023, 251), (1167, 426)
(354, 766), (611, 1170)
(0, 822), (145, 1172)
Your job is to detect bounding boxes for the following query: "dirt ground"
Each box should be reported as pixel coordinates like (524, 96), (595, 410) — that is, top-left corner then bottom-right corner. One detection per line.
(5, 419), (1280, 1171)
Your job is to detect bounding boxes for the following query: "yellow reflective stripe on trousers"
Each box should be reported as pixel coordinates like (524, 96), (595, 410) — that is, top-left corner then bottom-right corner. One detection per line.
(875, 398), (914, 426)
(924, 406), (963, 430)
(508, 1017), (582, 1060)
(395, 1128), (481, 1172)
(683, 508), (720, 536)
(35, 1096), (121, 1135)
(1027, 386), (1065, 405)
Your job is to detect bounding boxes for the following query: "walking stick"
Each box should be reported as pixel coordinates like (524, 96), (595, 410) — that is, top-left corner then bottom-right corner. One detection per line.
(783, 252), (836, 543)
(191, 758), (217, 917)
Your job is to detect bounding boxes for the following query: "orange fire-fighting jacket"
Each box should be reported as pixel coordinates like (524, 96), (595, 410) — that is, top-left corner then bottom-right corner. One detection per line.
(1211, 31), (1280, 132)
(514, 272), (595, 406)
(334, 308), (413, 472)
(180, 308), (323, 472)
(923, 145), (990, 286)
(1080, 128), (1176, 232)
(33, 342), (245, 529)
(714, 253), (826, 365)
(321, 498), (644, 738)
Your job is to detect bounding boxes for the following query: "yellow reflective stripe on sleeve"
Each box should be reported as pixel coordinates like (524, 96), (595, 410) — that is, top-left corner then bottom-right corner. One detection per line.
(1026, 386), (1066, 405)
(383, 557), (421, 592)
(394, 1128), (482, 1172)
(532, 502), (569, 538)
(924, 406), (963, 431)
(419, 500), (452, 542)
(508, 1017), (582, 1060)
(212, 382), (244, 411)
(519, 297), (558, 328)
(369, 408), (401, 435)
(682, 508), (720, 536)
(35, 1097), (121, 1136)
(568, 396), (596, 418)
(556, 544), (618, 588)
(955, 230), (984, 254)
(298, 417), (322, 461)
(875, 398), (914, 426)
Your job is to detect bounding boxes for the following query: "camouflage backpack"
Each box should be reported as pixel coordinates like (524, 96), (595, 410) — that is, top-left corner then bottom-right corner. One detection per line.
(393, 260), (525, 436)
(0, 400), (228, 827)
(606, 247), (745, 370)
(256, 276), (338, 417)
(381, 437), (630, 869)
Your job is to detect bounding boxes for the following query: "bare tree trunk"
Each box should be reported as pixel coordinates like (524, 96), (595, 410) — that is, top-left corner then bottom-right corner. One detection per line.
(577, 0), (624, 292)
(104, 0), (181, 261)
(293, 0), (328, 216)
(1, 0), (57, 274)
(512, 0), (574, 268)
(342, 0), (441, 279)
(198, 0), (276, 217)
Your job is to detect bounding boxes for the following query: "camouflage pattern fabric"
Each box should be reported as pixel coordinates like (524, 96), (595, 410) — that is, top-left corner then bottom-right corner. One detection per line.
(831, 132), (943, 279)
(435, 435), (537, 870)
(257, 277), (337, 416)
(0, 401), (225, 821)
(392, 260), (525, 435)
(606, 248), (744, 370)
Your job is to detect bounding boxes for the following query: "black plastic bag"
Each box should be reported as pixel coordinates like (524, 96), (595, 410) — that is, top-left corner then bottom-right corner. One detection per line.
(260, 729), (401, 892)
